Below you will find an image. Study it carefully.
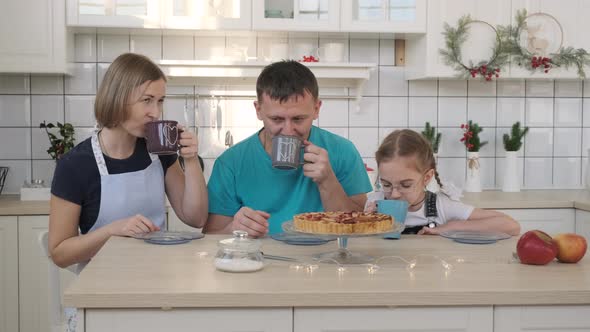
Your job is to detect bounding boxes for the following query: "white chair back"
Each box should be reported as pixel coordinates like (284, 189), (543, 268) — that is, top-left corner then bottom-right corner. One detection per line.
(38, 231), (76, 332)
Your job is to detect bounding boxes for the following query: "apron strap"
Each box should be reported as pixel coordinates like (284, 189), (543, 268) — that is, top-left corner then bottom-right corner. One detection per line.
(91, 132), (109, 176)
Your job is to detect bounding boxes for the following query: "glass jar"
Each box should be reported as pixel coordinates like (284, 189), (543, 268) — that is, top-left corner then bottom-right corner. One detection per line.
(214, 230), (264, 273)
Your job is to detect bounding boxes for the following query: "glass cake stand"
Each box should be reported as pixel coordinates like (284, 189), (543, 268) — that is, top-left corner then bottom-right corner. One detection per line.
(282, 221), (405, 264)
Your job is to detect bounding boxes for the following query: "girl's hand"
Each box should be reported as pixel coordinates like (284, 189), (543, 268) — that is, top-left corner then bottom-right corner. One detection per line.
(109, 214), (160, 237)
(178, 125), (198, 159)
(418, 226), (442, 235)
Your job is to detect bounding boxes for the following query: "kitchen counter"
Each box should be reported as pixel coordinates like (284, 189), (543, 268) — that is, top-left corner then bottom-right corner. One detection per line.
(2, 190), (590, 215)
(64, 235), (590, 308)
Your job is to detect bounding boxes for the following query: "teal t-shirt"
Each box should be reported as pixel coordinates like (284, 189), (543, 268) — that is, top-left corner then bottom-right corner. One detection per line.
(207, 126), (372, 234)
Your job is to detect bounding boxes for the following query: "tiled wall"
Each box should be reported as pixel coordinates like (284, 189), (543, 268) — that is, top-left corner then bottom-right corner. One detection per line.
(0, 32), (589, 195)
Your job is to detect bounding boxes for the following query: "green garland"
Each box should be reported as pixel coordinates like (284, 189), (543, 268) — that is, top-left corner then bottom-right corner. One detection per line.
(439, 15), (509, 81)
(498, 9), (590, 78)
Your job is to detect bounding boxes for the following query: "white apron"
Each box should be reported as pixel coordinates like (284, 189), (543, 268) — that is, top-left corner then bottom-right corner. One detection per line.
(76, 133), (167, 273)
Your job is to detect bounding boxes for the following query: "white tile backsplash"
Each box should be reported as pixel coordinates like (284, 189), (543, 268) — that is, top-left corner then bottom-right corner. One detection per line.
(65, 96), (95, 127)
(319, 99), (348, 127)
(130, 35), (162, 60)
(553, 158), (581, 187)
(554, 98), (582, 127)
(350, 97), (378, 127)
(74, 34), (97, 62)
(31, 75), (64, 95)
(438, 80), (466, 97)
(555, 81), (582, 97)
(438, 97), (466, 127)
(497, 80), (525, 97)
(468, 98), (496, 127)
(554, 128), (581, 157)
(497, 98), (525, 126)
(98, 35), (130, 62)
(468, 80), (496, 97)
(0, 96), (30, 126)
(526, 80), (554, 97)
(32, 95), (63, 126)
(65, 63), (97, 95)
(409, 80), (437, 96)
(379, 97), (408, 127)
(0, 75), (30, 94)
(408, 97), (437, 127)
(2, 33), (590, 195)
(524, 158), (553, 188)
(526, 98), (554, 127)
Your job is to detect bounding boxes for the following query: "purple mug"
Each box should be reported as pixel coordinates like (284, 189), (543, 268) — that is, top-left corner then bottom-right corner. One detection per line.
(145, 120), (181, 155)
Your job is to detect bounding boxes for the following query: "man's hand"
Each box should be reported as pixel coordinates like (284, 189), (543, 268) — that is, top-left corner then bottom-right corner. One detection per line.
(302, 140), (335, 184)
(231, 207), (270, 237)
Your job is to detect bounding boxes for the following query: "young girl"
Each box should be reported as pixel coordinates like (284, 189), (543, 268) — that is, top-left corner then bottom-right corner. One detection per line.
(372, 129), (520, 236)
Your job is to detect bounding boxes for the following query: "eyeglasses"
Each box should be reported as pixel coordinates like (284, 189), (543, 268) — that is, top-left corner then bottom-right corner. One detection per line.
(378, 173), (427, 194)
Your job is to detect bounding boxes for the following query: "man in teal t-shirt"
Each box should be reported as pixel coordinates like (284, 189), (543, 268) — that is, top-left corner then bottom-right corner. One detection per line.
(204, 60), (372, 236)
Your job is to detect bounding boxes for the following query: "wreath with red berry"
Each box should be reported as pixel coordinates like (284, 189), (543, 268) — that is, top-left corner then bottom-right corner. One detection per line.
(439, 15), (509, 81)
(498, 9), (590, 78)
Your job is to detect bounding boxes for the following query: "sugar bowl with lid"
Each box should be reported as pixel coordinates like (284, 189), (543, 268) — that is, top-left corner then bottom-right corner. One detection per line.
(214, 230), (264, 273)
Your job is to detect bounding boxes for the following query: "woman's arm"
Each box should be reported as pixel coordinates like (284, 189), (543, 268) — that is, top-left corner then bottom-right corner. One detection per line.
(48, 195), (160, 268)
(165, 157), (208, 228)
(419, 208), (521, 236)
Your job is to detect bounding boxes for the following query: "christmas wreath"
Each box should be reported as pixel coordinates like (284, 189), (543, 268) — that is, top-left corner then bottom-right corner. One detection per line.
(439, 15), (509, 81)
(498, 9), (590, 78)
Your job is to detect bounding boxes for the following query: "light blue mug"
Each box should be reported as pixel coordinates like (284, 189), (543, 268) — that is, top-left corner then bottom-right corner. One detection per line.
(377, 199), (408, 239)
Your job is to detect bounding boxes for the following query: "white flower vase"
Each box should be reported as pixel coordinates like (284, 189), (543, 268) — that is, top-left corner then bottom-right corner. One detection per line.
(502, 151), (520, 192)
(464, 151), (482, 192)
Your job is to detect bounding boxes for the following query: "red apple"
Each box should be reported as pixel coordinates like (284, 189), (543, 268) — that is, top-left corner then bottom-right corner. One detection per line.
(516, 230), (558, 265)
(553, 233), (587, 263)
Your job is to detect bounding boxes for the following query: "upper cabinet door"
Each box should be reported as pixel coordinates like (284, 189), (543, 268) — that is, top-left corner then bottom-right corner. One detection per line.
(0, 0), (69, 73)
(162, 0), (251, 30)
(340, 0), (426, 33)
(252, 0), (340, 31)
(66, 0), (161, 28)
(510, 0), (588, 79)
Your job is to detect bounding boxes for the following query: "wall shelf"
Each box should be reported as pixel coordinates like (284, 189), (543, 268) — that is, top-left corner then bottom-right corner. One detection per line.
(157, 60), (376, 102)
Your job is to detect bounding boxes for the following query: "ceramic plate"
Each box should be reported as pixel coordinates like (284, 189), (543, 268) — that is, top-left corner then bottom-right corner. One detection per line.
(270, 232), (334, 246)
(440, 230), (510, 244)
(135, 231), (204, 245)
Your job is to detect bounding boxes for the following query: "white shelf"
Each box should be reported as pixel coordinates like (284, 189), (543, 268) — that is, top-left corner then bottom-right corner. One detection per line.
(157, 60), (375, 101)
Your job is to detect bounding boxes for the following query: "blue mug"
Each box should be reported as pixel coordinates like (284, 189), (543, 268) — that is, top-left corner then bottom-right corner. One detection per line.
(377, 199), (408, 239)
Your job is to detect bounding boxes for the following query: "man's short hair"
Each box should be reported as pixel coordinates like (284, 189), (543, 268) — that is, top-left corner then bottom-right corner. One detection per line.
(256, 60), (319, 103)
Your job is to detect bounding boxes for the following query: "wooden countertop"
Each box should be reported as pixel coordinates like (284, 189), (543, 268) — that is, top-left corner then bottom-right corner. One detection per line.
(2, 190), (590, 216)
(64, 235), (590, 308)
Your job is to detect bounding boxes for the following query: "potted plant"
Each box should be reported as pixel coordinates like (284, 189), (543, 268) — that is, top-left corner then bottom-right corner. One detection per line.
(40, 121), (75, 160)
(460, 121), (488, 192)
(421, 122), (442, 156)
(502, 121), (528, 192)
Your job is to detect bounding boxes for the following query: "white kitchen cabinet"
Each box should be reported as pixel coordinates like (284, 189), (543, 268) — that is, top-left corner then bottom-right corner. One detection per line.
(495, 305), (590, 332)
(498, 209), (575, 235)
(0, 217), (18, 332)
(162, 0), (251, 30)
(0, 0), (71, 73)
(509, 0), (590, 79)
(83, 308), (292, 332)
(252, 0), (340, 31)
(340, 0), (426, 33)
(18, 216), (76, 332)
(406, 0), (512, 79)
(66, 0), (161, 28)
(295, 307), (493, 332)
(576, 209), (590, 240)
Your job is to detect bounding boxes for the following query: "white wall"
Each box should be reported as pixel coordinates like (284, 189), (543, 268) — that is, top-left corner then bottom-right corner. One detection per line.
(0, 32), (588, 194)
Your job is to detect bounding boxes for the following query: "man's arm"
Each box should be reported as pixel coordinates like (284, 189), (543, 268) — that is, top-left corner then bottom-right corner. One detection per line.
(204, 208), (271, 237)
